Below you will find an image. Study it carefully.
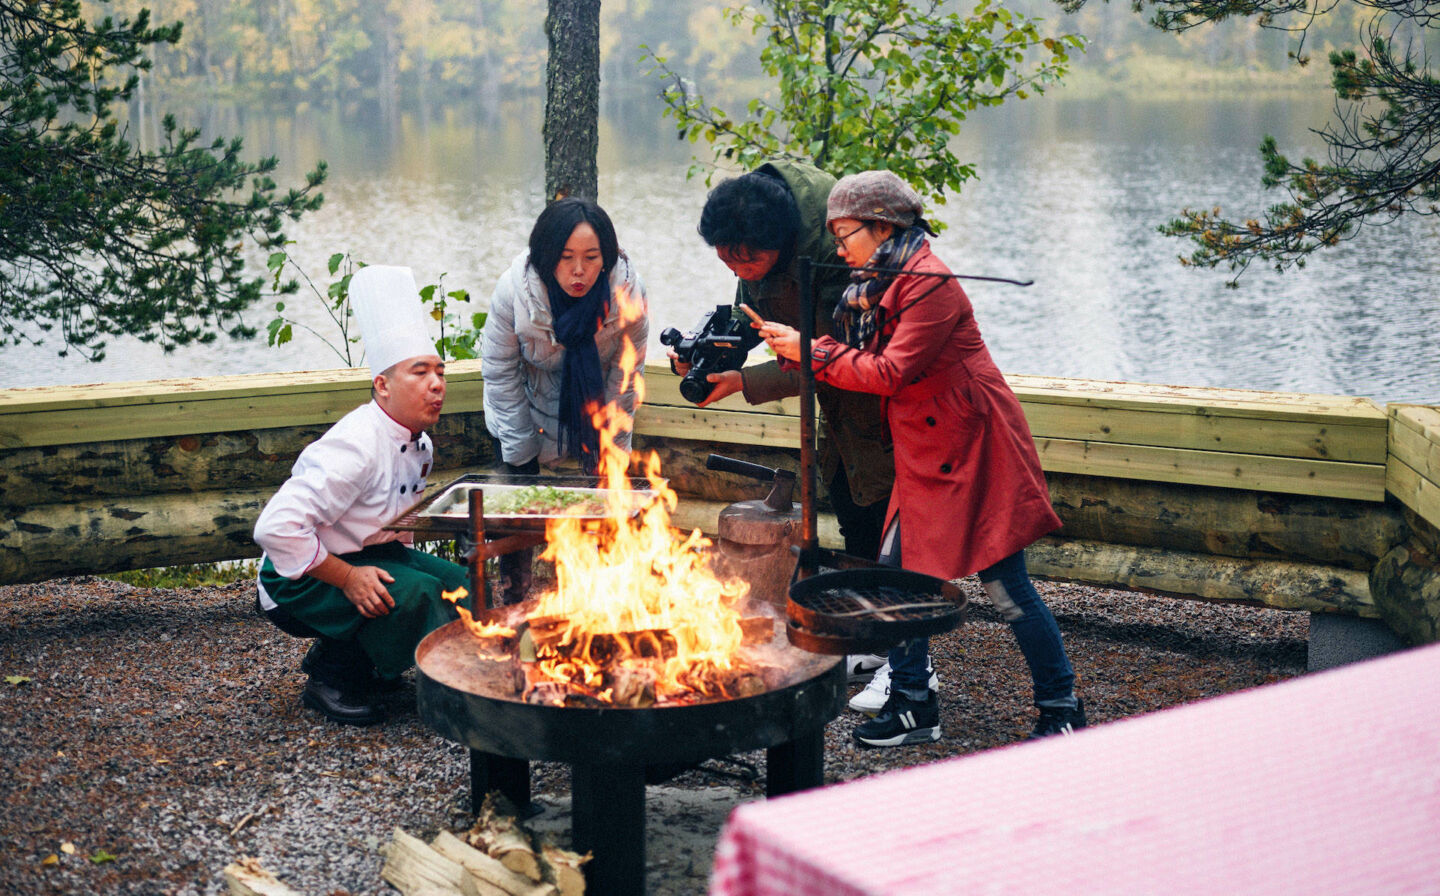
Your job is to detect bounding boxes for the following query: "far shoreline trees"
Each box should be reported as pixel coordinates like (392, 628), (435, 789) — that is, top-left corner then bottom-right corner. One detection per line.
(1061, 0), (1440, 283)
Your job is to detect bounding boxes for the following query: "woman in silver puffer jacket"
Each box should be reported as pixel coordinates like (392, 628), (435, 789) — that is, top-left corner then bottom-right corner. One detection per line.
(482, 198), (648, 473)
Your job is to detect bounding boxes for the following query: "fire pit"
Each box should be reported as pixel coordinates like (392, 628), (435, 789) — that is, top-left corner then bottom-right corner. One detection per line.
(398, 299), (851, 893)
(416, 604), (843, 895)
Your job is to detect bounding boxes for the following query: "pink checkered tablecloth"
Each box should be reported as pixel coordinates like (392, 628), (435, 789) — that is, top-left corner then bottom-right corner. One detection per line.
(710, 642), (1440, 896)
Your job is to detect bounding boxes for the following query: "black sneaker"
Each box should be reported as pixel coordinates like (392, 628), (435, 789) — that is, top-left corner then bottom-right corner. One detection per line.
(1029, 699), (1087, 739)
(853, 690), (941, 748)
(844, 653), (887, 684)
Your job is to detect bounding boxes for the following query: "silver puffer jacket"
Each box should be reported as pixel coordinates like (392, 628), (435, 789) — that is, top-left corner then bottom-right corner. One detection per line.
(481, 249), (648, 467)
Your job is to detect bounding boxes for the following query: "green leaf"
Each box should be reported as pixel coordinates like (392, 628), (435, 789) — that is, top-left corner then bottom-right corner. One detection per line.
(266, 252), (287, 273)
(327, 253), (344, 275)
(5, 675), (32, 686)
(88, 849), (117, 864)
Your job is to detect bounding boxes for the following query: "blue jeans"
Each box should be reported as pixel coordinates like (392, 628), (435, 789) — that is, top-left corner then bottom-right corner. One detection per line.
(883, 526), (1075, 705)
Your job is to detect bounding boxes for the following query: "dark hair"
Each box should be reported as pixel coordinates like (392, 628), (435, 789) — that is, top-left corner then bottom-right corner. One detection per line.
(528, 197), (620, 282)
(697, 171), (801, 254)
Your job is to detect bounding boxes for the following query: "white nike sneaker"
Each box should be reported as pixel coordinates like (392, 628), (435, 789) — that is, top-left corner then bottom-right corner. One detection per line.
(844, 653), (887, 684)
(847, 660), (940, 715)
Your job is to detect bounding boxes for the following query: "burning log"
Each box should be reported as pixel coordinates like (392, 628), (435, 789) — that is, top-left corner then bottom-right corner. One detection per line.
(606, 665), (658, 707)
(524, 615), (679, 665)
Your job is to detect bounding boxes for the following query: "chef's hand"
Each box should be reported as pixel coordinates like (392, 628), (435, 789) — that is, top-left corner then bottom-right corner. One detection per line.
(341, 565), (396, 618)
(759, 323), (801, 363)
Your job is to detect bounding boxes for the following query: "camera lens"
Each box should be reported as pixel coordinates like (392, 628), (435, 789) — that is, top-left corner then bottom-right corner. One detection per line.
(678, 373), (713, 404)
(658, 327), (683, 347)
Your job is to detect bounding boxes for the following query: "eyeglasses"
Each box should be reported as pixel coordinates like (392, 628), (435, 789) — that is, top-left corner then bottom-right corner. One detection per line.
(832, 224), (869, 248)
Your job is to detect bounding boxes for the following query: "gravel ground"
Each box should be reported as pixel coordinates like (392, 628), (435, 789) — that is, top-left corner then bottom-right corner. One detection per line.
(0, 574), (1308, 895)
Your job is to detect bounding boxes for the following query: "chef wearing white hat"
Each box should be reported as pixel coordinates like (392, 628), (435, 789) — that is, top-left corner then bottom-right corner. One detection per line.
(253, 265), (469, 726)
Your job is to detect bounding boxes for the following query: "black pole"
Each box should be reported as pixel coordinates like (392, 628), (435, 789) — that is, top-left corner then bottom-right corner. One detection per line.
(798, 257), (817, 562)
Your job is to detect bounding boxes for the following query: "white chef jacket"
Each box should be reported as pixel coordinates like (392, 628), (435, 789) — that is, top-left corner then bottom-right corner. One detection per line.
(254, 401), (434, 599)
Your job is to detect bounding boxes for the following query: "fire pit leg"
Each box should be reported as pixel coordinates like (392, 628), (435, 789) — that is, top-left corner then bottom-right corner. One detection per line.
(468, 750), (530, 817)
(765, 726), (825, 797)
(571, 762), (646, 895)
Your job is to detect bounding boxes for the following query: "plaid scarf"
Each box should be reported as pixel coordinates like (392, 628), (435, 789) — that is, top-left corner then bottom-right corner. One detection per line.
(833, 226), (928, 348)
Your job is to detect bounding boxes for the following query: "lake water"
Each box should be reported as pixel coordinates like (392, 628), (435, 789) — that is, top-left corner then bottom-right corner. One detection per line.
(5, 91), (1439, 405)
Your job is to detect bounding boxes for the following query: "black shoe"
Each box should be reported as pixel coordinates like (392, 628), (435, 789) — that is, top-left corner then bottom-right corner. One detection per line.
(1029, 698), (1087, 739)
(303, 639), (397, 695)
(853, 689), (941, 748)
(301, 677), (383, 726)
(368, 674), (406, 695)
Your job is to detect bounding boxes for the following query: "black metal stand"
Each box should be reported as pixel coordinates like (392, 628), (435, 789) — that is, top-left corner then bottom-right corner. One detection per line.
(465, 728), (827, 896)
(797, 256), (818, 570)
(766, 726), (825, 796)
(469, 750), (531, 817)
(572, 762), (648, 895)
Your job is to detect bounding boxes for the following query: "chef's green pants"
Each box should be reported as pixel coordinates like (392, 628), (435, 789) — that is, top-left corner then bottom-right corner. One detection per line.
(259, 541), (469, 679)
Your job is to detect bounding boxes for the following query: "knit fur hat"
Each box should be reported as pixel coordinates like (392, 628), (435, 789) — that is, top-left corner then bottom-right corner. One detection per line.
(826, 170), (935, 234)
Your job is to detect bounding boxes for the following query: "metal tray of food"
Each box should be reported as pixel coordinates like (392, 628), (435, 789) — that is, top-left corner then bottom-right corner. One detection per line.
(415, 474), (661, 529)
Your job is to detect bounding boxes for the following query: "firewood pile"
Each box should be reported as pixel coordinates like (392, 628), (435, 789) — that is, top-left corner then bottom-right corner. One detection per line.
(221, 795), (588, 896)
(380, 794), (589, 896)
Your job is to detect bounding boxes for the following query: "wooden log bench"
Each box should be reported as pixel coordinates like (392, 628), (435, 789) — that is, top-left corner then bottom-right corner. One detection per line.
(1, 361), (1436, 648)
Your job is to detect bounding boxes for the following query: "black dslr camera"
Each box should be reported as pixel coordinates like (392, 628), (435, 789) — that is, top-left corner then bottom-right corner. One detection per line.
(659, 305), (763, 404)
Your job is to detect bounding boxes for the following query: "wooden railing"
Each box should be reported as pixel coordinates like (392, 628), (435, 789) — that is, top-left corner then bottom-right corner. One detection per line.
(1387, 404), (1440, 527)
(1, 360), (1435, 642)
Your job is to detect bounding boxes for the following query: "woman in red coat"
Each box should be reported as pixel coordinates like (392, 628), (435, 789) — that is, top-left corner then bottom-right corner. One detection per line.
(760, 170), (1085, 747)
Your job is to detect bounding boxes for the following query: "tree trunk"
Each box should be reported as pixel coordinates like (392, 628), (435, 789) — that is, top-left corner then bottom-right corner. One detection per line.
(543, 0), (600, 202)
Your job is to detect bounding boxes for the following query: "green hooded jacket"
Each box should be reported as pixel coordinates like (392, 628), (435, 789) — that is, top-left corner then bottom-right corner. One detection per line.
(734, 160), (895, 508)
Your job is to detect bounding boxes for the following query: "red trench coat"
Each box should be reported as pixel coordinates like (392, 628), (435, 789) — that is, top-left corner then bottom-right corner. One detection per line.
(810, 244), (1061, 579)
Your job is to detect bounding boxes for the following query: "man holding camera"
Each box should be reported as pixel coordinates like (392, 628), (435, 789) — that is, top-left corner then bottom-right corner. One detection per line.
(683, 160), (894, 566)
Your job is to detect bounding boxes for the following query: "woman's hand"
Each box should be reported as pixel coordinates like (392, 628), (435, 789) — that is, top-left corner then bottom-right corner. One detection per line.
(758, 322), (801, 363)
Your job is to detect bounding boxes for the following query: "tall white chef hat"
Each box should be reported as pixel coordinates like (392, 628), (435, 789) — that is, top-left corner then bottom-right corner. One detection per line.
(349, 265), (436, 377)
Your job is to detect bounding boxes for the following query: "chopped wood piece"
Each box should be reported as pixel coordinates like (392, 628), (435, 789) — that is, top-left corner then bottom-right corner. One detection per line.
(223, 857), (305, 896)
(463, 799), (544, 881)
(540, 843), (589, 896)
(430, 830), (556, 896)
(381, 828), (465, 895)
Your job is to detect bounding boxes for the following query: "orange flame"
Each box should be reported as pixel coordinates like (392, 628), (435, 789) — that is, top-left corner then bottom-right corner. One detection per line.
(521, 284), (751, 703)
(442, 586), (517, 639)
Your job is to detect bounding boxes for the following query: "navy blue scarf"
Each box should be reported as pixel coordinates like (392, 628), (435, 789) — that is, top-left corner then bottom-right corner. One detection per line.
(544, 270), (611, 474)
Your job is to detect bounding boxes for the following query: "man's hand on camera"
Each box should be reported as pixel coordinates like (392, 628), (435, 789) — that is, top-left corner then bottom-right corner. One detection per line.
(696, 370), (743, 407)
(667, 349), (690, 377)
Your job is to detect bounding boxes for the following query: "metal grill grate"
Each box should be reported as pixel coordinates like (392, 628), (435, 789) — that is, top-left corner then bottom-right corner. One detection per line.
(789, 585), (956, 621)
